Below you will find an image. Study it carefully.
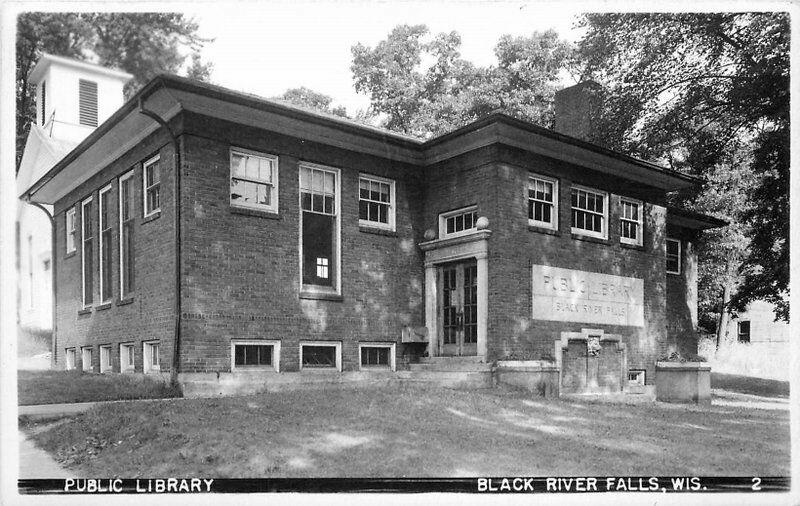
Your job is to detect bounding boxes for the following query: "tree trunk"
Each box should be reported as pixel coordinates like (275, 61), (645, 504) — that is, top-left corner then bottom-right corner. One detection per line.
(715, 283), (732, 350)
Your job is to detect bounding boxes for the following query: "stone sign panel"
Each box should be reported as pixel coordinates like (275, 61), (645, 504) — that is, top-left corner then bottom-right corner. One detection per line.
(531, 265), (644, 327)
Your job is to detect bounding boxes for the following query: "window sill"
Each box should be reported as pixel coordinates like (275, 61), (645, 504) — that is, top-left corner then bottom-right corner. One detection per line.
(96, 302), (112, 311)
(358, 225), (397, 237)
(527, 224), (560, 236)
(299, 291), (344, 302)
(65, 251), (76, 260)
(299, 367), (341, 373)
(570, 233), (609, 245)
(620, 241), (644, 251)
(142, 211), (161, 224)
(116, 297), (135, 306)
(230, 206), (281, 220)
(78, 308), (92, 316)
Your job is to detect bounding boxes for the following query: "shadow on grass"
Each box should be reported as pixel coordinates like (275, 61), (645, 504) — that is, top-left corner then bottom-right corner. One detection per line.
(711, 372), (789, 399)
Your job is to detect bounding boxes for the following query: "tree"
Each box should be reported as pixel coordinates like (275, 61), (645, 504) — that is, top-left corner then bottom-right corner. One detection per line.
(16, 12), (211, 171)
(277, 87), (347, 117)
(185, 52), (214, 82)
(350, 25), (571, 138)
(573, 12), (789, 322)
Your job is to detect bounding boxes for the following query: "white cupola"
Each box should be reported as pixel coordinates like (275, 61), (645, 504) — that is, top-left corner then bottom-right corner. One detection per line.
(27, 53), (133, 145)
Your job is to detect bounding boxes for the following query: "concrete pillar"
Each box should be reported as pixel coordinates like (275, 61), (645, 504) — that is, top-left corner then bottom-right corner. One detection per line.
(477, 253), (488, 360)
(424, 264), (438, 357)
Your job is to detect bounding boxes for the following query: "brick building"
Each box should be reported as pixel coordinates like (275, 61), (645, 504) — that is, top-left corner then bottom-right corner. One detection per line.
(20, 73), (724, 392)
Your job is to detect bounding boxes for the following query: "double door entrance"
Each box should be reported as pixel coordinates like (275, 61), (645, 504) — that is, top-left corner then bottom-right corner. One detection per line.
(437, 261), (478, 356)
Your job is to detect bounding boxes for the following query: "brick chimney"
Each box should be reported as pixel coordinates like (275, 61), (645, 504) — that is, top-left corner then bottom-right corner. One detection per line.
(553, 80), (604, 142)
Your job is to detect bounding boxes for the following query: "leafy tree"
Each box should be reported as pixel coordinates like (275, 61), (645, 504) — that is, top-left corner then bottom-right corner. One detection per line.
(351, 24), (571, 138)
(277, 87), (347, 117)
(573, 12), (789, 323)
(185, 52), (214, 82)
(16, 12), (211, 171)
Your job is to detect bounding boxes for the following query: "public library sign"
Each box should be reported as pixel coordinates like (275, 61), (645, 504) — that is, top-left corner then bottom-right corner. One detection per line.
(531, 265), (644, 327)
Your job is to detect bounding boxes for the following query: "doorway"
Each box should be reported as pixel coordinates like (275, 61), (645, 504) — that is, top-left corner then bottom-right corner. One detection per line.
(437, 261), (478, 356)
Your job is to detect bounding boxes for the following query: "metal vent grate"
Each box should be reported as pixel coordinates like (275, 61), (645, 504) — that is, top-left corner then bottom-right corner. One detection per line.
(78, 79), (98, 127)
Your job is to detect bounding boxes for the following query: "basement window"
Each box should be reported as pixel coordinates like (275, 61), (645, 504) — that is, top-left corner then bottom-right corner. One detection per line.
(358, 343), (395, 371)
(231, 340), (280, 372)
(666, 238), (681, 274)
(143, 341), (160, 374)
(628, 370), (645, 385)
(65, 348), (76, 370)
(300, 341), (342, 371)
(81, 347), (93, 372)
(120, 343), (135, 373)
(100, 345), (112, 373)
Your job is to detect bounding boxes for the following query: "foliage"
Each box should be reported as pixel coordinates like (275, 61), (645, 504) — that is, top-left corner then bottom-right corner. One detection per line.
(351, 24), (571, 137)
(277, 86), (348, 117)
(16, 12), (211, 170)
(574, 12), (789, 322)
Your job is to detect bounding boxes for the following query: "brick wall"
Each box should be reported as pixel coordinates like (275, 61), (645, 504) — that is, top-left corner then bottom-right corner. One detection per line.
(177, 113), (426, 372)
(422, 145), (671, 384)
(54, 128), (176, 373)
(665, 225), (700, 356)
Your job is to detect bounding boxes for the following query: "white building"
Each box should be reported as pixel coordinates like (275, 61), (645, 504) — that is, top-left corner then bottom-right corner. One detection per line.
(17, 54), (132, 340)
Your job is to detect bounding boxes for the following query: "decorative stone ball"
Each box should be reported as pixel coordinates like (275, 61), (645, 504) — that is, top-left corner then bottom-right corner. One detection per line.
(476, 216), (489, 230)
(423, 228), (436, 241)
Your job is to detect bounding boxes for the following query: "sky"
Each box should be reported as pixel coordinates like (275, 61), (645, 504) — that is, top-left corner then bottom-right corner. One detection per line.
(190, 1), (587, 115)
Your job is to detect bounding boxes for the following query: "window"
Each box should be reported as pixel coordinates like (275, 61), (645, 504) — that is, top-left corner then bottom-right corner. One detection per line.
(231, 340), (280, 372)
(120, 343), (135, 372)
(119, 171), (135, 298)
(528, 174), (558, 229)
(143, 155), (161, 217)
(628, 370), (645, 385)
(300, 163), (339, 290)
(81, 347), (92, 372)
(359, 175), (395, 230)
(98, 185), (112, 303)
(299, 341), (342, 371)
(666, 238), (681, 274)
(81, 197), (93, 308)
(100, 345), (111, 373)
(230, 148), (279, 212)
(737, 321), (751, 343)
(619, 198), (643, 246)
(143, 341), (160, 373)
(66, 207), (76, 254)
(78, 79), (98, 127)
(65, 348), (76, 370)
(571, 186), (607, 239)
(358, 343), (396, 371)
(40, 81), (46, 126)
(439, 206), (478, 238)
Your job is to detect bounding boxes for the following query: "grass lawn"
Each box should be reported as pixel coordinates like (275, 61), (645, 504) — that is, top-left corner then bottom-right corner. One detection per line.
(711, 372), (790, 398)
(18, 370), (182, 405)
(22, 383), (789, 477)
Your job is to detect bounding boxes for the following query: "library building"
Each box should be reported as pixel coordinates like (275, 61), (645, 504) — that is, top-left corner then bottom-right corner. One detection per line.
(19, 55), (725, 396)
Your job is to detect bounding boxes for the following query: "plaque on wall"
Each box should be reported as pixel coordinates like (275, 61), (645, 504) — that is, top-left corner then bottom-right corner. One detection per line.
(531, 265), (645, 327)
